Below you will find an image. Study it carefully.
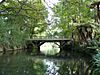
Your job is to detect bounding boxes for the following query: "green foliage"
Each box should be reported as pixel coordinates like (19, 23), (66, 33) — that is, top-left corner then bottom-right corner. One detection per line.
(0, 0), (47, 48)
(93, 52), (100, 75)
(51, 0), (97, 38)
(93, 52), (100, 67)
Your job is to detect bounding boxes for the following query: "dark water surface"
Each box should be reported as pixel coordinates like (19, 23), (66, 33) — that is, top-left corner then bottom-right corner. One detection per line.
(0, 52), (93, 75)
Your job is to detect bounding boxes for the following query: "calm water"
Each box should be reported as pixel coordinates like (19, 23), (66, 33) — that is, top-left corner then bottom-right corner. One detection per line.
(0, 52), (94, 75)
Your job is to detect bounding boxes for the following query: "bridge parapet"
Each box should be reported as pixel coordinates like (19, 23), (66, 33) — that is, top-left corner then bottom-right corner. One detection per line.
(31, 36), (68, 40)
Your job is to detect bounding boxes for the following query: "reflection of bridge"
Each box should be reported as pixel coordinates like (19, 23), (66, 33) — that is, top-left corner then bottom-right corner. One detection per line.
(26, 37), (72, 54)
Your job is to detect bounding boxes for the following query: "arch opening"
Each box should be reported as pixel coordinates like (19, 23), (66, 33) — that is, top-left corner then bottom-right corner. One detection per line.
(40, 42), (60, 55)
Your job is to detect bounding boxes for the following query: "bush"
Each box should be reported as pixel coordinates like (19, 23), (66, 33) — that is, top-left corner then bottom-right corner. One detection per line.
(93, 51), (100, 75)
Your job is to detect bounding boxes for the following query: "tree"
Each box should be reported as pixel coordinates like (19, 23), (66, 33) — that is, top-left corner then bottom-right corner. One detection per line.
(0, 0), (47, 49)
(52, 0), (96, 38)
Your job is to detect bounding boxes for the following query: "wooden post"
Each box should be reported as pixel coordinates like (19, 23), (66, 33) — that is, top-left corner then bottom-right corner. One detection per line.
(59, 41), (62, 53)
(36, 41), (41, 54)
(59, 41), (66, 53)
(26, 43), (33, 54)
(37, 46), (40, 54)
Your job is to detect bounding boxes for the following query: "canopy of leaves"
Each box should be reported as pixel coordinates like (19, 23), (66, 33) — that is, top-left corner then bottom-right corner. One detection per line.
(51, 0), (99, 38)
(0, 0), (47, 47)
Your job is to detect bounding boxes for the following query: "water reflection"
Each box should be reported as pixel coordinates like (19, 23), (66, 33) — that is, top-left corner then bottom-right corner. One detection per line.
(43, 59), (59, 75)
(43, 58), (92, 75)
(0, 53), (94, 75)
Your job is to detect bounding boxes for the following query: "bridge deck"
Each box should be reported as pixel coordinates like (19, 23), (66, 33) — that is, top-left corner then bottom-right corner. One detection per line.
(27, 37), (70, 41)
(26, 37), (72, 52)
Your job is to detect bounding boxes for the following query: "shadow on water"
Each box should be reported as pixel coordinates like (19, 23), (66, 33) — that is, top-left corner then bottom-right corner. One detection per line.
(0, 51), (95, 75)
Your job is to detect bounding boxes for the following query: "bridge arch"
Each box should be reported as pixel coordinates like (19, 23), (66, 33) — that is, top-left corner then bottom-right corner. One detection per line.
(40, 42), (60, 55)
(26, 37), (72, 54)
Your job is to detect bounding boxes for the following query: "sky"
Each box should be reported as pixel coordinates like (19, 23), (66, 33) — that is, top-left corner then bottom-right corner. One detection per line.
(41, 0), (61, 35)
(42, 0), (60, 22)
(44, 0), (59, 8)
(0, 0), (2, 2)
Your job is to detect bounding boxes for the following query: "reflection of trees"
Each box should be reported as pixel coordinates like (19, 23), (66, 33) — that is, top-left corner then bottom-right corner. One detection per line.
(0, 53), (94, 75)
(0, 53), (45, 75)
(32, 59), (45, 75)
(56, 58), (93, 75)
(42, 58), (94, 75)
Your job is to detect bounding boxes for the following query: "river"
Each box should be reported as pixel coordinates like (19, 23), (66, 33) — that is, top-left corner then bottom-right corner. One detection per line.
(0, 51), (94, 75)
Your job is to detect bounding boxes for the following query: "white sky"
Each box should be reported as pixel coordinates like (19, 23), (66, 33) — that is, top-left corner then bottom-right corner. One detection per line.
(41, 0), (61, 35)
(0, 0), (2, 2)
(44, 0), (59, 8)
(42, 0), (60, 22)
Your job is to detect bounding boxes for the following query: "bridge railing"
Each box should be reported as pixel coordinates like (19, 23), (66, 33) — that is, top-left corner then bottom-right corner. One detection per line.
(32, 36), (68, 40)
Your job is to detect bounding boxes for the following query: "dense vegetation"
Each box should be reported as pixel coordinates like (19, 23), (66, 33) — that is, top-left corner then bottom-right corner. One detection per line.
(0, 0), (99, 49)
(0, 0), (47, 50)
(0, 0), (100, 74)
